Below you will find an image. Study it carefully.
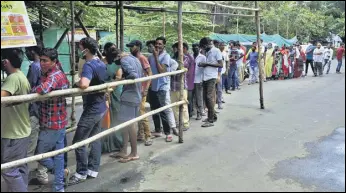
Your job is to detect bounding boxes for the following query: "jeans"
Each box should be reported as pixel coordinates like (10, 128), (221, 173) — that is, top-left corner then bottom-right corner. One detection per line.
(305, 59), (315, 75)
(149, 89), (176, 135)
(315, 62), (323, 76)
(228, 66), (238, 89)
(28, 116), (40, 155)
(323, 59), (331, 73)
(138, 96), (151, 140)
(249, 66), (259, 83)
(1, 137), (30, 192)
(193, 83), (204, 116)
(73, 111), (105, 178)
(215, 76), (223, 105)
(336, 59), (343, 72)
(35, 128), (65, 192)
(222, 74), (228, 91)
(203, 79), (217, 123)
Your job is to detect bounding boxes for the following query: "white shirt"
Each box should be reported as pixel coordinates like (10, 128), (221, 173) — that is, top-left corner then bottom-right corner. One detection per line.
(313, 47), (325, 63)
(203, 46), (223, 81)
(170, 58), (178, 71)
(295, 47), (300, 59)
(323, 48), (333, 61)
(236, 49), (245, 67)
(221, 50), (229, 74)
(194, 54), (206, 83)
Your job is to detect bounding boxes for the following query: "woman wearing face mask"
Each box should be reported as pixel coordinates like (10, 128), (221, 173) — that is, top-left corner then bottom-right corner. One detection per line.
(101, 43), (124, 154)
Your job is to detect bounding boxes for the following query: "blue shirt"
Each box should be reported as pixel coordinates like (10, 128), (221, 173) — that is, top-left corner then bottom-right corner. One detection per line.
(306, 45), (316, 60)
(120, 55), (143, 105)
(27, 61), (41, 118)
(81, 58), (107, 114)
(248, 51), (259, 68)
(148, 51), (171, 92)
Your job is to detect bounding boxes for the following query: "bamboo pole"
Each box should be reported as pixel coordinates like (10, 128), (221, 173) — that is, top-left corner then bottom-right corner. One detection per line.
(1, 70), (186, 105)
(255, 1), (264, 109)
(212, 5), (216, 32)
(190, 1), (260, 11)
(70, 1), (76, 128)
(177, 2), (184, 143)
(163, 1), (166, 37)
(119, 1), (124, 51)
(39, 2), (43, 41)
(116, 1), (119, 47)
(1, 101), (186, 170)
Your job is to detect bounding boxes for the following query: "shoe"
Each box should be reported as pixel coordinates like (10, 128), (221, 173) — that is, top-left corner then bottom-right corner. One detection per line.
(218, 105), (223, 109)
(68, 175), (86, 186)
(196, 114), (202, 120)
(37, 177), (49, 185)
(165, 135), (173, 142)
(201, 122), (214, 127)
(222, 100), (225, 103)
(144, 138), (153, 146)
(237, 87), (241, 90)
(183, 127), (189, 131)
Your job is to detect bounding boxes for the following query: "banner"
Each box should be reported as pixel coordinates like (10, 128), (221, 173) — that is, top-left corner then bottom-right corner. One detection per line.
(67, 28), (97, 42)
(1, 1), (37, 49)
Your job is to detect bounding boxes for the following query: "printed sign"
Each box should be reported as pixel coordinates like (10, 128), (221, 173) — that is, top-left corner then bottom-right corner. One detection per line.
(1, 1), (37, 48)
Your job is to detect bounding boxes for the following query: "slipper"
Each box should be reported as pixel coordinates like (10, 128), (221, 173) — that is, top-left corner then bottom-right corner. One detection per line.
(118, 156), (140, 163)
(110, 152), (127, 159)
(201, 122), (214, 127)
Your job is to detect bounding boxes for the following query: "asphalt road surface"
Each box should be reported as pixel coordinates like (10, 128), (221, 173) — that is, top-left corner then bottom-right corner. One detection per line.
(2, 60), (344, 192)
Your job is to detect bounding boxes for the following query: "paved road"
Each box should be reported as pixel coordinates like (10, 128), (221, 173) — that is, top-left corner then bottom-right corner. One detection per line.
(2, 60), (344, 192)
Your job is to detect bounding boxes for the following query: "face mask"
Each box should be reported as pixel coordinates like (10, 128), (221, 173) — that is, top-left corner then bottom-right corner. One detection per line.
(130, 47), (139, 56)
(148, 46), (154, 53)
(114, 59), (121, 66)
(78, 49), (87, 59)
(192, 48), (199, 54)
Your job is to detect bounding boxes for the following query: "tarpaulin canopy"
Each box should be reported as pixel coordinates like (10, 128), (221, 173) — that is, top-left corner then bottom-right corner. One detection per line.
(210, 33), (297, 47)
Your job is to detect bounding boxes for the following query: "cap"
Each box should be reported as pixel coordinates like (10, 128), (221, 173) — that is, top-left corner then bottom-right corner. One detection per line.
(126, 40), (142, 49)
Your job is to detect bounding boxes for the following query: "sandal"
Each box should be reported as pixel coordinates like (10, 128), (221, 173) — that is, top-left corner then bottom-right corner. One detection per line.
(166, 135), (173, 142)
(109, 152), (127, 159)
(144, 138), (153, 146)
(201, 122), (214, 127)
(119, 156), (140, 163)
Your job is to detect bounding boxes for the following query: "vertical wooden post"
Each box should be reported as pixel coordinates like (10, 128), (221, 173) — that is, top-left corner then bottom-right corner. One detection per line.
(116, 1), (119, 47)
(255, 1), (264, 109)
(119, 1), (124, 51)
(212, 5), (216, 32)
(39, 2), (43, 41)
(163, 1), (166, 37)
(177, 1), (184, 143)
(70, 1), (76, 126)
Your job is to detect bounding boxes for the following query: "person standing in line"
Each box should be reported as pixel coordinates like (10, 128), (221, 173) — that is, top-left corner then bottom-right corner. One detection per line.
(235, 42), (245, 85)
(336, 43), (345, 74)
(304, 41), (316, 76)
(1, 48), (31, 192)
(125, 40), (153, 146)
(184, 43), (196, 119)
(148, 36), (176, 142)
(32, 48), (69, 192)
(313, 43), (324, 76)
(247, 43), (259, 85)
(111, 44), (143, 163)
(192, 43), (206, 120)
(170, 42), (191, 131)
(198, 37), (223, 127)
(25, 39), (44, 155)
(68, 37), (107, 185)
(229, 43), (242, 90)
(322, 44), (333, 74)
(264, 43), (274, 80)
(215, 42), (227, 109)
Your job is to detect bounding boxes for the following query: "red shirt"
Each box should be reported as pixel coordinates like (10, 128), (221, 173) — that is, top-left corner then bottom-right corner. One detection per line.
(137, 54), (150, 92)
(336, 47), (345, 60)
(33, 67), (70, 130)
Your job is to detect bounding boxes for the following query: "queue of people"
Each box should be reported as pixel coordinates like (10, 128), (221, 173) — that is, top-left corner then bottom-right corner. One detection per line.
(1, 36), (344, 192)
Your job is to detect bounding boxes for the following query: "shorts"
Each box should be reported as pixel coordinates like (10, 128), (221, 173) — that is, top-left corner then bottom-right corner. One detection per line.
(118, 102), (140, 123)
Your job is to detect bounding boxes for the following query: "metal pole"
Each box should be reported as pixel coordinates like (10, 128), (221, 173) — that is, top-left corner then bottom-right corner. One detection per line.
(177, 1), (184, 143)
(116, 1), (119, 47)
(255, 1), (264, 109)
(70, 1), (76, 127)
(39, 2), (43, 41)
(120, 1), (124, 51)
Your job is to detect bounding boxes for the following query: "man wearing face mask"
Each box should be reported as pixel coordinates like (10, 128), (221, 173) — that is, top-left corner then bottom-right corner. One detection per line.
(32, 48), (69, 192)
(69, 37), (107, 185)
(247, 42), (259, 84)
(313, 43), (324, 76)
(126, 40), (153, 146)
(148, 36), (176, 142)
(25, 39), (44, 155)
(192, 43), (206, 120)
(1, 48), (31, 192)
(198, 37), (223, 127)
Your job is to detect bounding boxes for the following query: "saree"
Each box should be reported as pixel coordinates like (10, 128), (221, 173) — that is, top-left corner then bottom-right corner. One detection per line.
(265, 48), (274, 78)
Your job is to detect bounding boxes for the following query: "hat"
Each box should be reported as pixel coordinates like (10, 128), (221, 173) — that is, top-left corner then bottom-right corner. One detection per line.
(126, 40), (142, 49)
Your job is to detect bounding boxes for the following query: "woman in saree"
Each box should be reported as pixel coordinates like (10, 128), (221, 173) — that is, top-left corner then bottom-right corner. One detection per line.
(280, 45), (289, 79)
(264, 43), (274, 80)
(101, 42), (124, 154)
